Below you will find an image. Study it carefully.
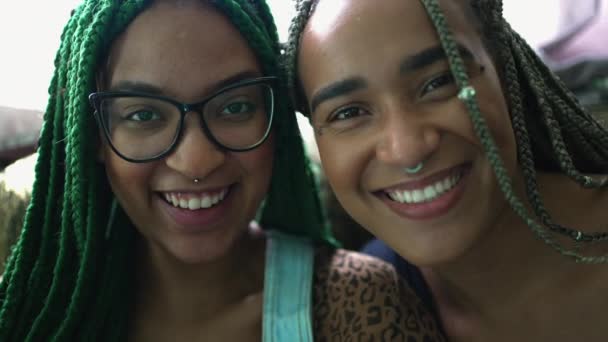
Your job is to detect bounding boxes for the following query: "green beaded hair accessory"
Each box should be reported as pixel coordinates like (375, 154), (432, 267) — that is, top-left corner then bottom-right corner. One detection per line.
(285, 0), (608, 264)
(0, 1), (335, 340)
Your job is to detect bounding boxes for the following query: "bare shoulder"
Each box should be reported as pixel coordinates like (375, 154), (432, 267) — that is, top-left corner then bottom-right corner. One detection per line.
(312, 247), (445, 342)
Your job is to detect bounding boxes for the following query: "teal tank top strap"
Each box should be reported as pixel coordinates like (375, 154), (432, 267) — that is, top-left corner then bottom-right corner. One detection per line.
(262, 230), (315, 342)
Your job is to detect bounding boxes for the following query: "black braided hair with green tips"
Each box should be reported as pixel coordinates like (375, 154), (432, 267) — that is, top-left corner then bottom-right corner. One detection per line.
(0, 0), (336, 340)
(285, 0), (608, 263)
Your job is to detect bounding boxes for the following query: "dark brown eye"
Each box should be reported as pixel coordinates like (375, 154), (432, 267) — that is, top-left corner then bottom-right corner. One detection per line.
(125, 110), (160, 122)
(421, 73), (455, 96)
(329, 106), (367, 122)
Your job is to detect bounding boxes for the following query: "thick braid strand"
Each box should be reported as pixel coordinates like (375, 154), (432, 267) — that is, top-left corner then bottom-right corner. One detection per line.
(506, 32), (608, 242)
(0, 6), (80, 338)
(511, 30), (608, 187)
(25, 2), (103, 338)
(472, 1), (608, 245)
(0, 1), (142, 340)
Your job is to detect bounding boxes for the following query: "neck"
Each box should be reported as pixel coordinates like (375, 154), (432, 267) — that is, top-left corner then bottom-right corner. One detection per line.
(423, 171), (602, 334)
(134, 228), (266, 323)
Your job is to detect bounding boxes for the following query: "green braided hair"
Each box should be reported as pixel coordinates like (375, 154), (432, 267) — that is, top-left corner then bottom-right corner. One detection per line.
(0, 0), (336, 340)
(285, 0), (608, 263)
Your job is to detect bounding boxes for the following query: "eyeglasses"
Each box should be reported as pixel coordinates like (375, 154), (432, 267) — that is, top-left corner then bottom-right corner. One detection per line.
(89, 76), (276, 163)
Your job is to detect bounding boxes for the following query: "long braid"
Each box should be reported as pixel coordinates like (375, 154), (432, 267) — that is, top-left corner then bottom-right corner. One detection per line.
(0, 6), (77, 338)
(285, 0), (317, 113)
(249, 0), (281, 48)
(31, 2), (137, 339)
(74, 5), (143, 340)
(26, 1), (120, 337)
(510, 28), (608, 181)
(76, 5), (146, 339)
(466, 0), (608, 251)
(0, 1), (143, 340)
(506, 31), (608, 242)
(285, 0), (608, 262)
(1, 0), (336, 339)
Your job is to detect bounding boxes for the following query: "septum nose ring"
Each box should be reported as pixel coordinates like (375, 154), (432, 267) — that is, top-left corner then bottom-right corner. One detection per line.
(404, 162), (424, 175)
(193, 178), (200, 184)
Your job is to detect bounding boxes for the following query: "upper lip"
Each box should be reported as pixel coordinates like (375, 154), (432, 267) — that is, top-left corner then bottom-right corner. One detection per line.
(157, 184), (232, 194)
(378, 163), (469, 192)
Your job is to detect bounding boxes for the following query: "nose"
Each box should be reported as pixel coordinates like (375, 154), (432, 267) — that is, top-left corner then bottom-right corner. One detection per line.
(375, 106), (440, 167)
(165, 113), (225, 180)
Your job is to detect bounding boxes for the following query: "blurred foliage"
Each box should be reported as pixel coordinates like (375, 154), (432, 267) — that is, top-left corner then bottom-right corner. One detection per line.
(0, 181), (29, 274)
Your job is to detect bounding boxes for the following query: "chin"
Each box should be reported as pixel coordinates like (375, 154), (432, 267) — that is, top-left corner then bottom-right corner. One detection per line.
(137, 230), (233, 266)
(404, 242), (473, 268)
(167, 245), (229, 265)
(170, 236), (237, 265)
(173, 250), (228, 265)
(373, 217), (482, 268)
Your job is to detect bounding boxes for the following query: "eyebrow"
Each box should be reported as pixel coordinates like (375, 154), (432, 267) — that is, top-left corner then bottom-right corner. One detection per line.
(309, 77), (367, 113)
(108, 70), (263, 97)
(308, 44), (475, 114)
(400, 43), (475, 74)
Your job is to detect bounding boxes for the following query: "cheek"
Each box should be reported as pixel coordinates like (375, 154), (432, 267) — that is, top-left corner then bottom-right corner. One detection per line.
(317, 136), (363, 193)
(103, 147), (153, 202)
(242, 139), (274, 187)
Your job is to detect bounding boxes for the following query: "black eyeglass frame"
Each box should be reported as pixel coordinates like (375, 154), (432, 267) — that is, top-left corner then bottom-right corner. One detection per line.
(89, 76), (277, 163)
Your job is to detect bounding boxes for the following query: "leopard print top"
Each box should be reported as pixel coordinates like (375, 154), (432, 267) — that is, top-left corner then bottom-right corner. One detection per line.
(312, 248), (445, 342)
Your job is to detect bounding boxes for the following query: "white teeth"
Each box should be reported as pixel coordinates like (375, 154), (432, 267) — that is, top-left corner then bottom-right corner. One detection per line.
(403, 191), (412, 203)
(394, 191), (404, 203)
(435, 181), (445, 193)
(412, 190), (425, 203)
(442, 178), (450, 191)
(188, 197), (201, 210)
(423, 186), (436, 199)
(201, 196), (212, 209)
(163, 188), (229, 210)
(387, 172), (462, 204)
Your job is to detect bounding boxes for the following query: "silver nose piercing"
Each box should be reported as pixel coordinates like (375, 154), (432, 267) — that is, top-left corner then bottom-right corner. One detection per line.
(404, 162), (424, 175)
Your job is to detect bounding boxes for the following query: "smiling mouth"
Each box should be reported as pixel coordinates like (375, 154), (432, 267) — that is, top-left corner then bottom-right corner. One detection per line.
(385, 166), (466, 204)
(160, 188), (229, 210)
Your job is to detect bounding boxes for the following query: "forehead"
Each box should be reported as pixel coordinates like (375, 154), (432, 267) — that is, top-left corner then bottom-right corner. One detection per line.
(299, 0), (482, 81)
(306, 0), (474, 39)
(103, 1), (260, 95)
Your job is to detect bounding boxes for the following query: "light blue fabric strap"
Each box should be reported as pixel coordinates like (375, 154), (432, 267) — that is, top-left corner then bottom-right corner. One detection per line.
(262, 230), (315, 342)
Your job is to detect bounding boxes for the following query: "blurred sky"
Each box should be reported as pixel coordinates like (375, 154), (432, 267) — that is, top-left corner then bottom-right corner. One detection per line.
(0, 0), (562, 194)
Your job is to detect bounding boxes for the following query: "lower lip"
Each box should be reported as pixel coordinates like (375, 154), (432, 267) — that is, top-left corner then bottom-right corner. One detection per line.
(382, 165), (471, 221)
(158, 187), (233, 233)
